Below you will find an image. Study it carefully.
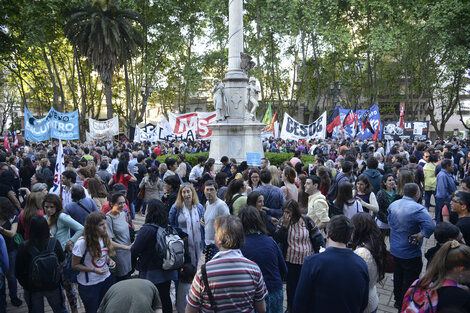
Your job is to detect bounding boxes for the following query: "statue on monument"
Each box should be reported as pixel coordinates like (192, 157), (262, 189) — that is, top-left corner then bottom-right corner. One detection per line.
(212, 78), (229, 121)
(240, 52), (256, 75)
(245, 77), (260, 121)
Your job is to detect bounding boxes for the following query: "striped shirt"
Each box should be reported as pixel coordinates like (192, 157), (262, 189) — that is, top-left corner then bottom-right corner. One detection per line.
(187, 249), (268, 312)
(286, 219), (313, 264)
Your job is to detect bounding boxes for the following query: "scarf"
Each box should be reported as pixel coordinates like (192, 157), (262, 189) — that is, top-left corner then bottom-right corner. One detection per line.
(182, 204), (202, 267)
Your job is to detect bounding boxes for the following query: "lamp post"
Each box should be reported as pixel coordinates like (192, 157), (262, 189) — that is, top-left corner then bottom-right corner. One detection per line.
(330, 81), (342, 107)
(140, 85), (154, 125)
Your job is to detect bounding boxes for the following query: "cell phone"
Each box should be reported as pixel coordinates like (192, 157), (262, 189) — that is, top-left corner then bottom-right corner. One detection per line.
(408, 236), (418, 244)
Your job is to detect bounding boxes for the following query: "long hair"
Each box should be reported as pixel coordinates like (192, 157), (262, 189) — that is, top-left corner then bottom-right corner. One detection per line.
(84, 211), (115, 260)
(224, 179), (245, 203)
(174, 184), (199, 210)
(238, 206), (268, 235)
(148, 166), (159, 183)
(0, 197), (15, 221)
(356, 174), (373, 195)
(335, 182), (354, 209)
(350, 213), (387, 281)
(145, 199), (169, 227)
(283, 166), (296, 184)
(246, 191), (262, 208)
(380, 173), (395, 189)
(23, 192), (45, 229)
(297, 174), (309, 211)
(269, 165), (281, 187)
(115, 160), (129, 181)
(43, 193), (64, 227)
(248, 169), (260, 189)
(317, 166), (331, 193)
(87, 178), (108, 198)
(28, 215), (51, 250)
(397, 169), (413, 196)
(282, 199), (302, 224)
(419, 240), (470, 290)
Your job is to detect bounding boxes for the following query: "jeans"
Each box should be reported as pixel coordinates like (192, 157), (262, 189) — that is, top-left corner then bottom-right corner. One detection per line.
(155, 281), (172, 313)
(141, 202), (148, 215)
(424, 190), (434, 210)
(393, 256), (422, 308)
(78, 275), (113, 313)
(25, 288), (68, 313)
(265, 288), (283, 313)
(435, 197), (445, 223)
(6, 249), (18, 300)
(286, 262), (302, 313)
(133, 198), (143, 214)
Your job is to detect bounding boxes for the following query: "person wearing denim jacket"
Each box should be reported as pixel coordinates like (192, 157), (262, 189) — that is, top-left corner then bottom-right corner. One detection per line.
(435, 159), (457, 223)
(388, 183), (435, 309)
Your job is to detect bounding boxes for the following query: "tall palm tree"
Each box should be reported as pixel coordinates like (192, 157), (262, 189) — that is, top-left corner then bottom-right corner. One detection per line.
(64, 0), (144, 119)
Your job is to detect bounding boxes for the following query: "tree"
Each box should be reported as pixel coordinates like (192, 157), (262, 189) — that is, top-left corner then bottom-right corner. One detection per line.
(64, 0), (144, 119)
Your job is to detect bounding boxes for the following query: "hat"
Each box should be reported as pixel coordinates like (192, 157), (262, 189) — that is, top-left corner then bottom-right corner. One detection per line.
(31, 183), (48, 192)
(111, 183), (127, 194)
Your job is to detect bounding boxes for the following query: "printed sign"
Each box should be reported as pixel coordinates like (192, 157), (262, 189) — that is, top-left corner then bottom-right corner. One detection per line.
(169, 112), (216, 139)
(246, 152), (262, 167)
(280, 112), (326, 141)
(89, 116), (119, 139)
(24, 107), (80, 142)
(383, 121), (429, 141)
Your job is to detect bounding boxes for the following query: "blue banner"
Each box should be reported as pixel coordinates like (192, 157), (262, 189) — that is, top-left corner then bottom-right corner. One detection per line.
(24, 107), (80, 142)
(332, 104), (382, 141)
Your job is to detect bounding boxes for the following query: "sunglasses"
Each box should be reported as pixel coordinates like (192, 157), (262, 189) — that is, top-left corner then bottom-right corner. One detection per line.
(451, 199), (464, 205)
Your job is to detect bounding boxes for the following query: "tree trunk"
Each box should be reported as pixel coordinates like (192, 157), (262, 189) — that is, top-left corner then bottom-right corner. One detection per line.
(42, 47), (59, 110)
(105, 82), (113, 119)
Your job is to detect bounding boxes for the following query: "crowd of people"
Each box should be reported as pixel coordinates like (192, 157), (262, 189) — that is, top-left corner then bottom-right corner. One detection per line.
(0, 135), (469, 313)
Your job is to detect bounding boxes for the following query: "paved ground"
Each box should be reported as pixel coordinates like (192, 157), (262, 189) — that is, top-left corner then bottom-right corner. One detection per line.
(6, 211), (436, 313)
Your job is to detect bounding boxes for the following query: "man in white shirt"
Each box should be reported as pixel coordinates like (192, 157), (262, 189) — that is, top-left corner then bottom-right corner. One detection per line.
(203, 180), (230, 245)
(189, 156), (207, 184)
(305, 176), (329, 230)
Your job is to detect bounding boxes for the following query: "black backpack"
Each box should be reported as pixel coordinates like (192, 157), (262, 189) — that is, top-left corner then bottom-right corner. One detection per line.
(327, 200), (343, 218)
(28, 238), (61, 291)
(327, 173), (345, 200)
(226, 194), (243, 214)
(184, 162), (192, 180)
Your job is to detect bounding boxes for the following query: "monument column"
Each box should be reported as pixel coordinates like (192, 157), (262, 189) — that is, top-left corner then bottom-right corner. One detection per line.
(227, 0), (243, 73)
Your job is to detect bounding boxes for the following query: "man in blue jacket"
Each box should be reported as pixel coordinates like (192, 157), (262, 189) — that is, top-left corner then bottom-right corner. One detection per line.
(435, 159), (457, 223)
(363, 157), (383, 195)
(388, 183), (435, 309)
(293, 215), (369, 313)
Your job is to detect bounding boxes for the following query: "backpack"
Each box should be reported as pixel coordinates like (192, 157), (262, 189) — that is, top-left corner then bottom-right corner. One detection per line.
(327, 200), (343, 218)
(28, 238), (61, 291)
(407, 165), (420, 185)
(184, 162), (192, 180)
(327, 173), (345, 201)
(226, 194), (244, 214)
(148, 224), (185, 270)
(401, 278), (461, 313)
(301, 215), (325, 253)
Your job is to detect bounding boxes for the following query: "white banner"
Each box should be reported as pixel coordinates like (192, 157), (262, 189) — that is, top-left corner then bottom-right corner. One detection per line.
(134, 116), (198, 143)
(89, 116), (119, 139)
(51, 140), (64, 196)
(280, 112), (326, 141)
(169, 111), (216, 139)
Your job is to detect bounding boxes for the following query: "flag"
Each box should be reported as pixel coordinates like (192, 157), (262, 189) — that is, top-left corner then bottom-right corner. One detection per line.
(13, 131), (18, 147)
(360, 110), (376, 133)
(51, 140), (64, 196)
(3, 133), (10, 151)
(343, 109), (355, 127)
(372, 120), (381, 141)
(327, 108), (341, 133)
(399, 103), (405, 129)
(263, 112), (277, 132)
(261, 104), (273, 125)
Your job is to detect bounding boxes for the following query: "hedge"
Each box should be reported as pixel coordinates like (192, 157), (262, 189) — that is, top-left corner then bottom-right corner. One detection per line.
(156, 152), (315, 167)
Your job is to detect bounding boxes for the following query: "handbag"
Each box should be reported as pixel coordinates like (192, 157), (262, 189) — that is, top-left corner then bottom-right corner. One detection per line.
(137, 185), (145, 200)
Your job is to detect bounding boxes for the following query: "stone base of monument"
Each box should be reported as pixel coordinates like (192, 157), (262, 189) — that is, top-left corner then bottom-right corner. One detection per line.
(208, 122), (265, 166)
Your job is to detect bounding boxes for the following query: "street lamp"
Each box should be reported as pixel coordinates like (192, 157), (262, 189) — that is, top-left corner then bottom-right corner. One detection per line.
(140, 85), (154, 125)
(330, 81), (342, 107)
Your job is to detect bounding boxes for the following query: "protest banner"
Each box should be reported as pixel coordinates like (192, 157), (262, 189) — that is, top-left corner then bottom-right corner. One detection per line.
(332, 104), (382, 141)
(89, 116), (119, 139)
(383, 121), (429, 141)
(24, 107), (80, 142)
(169, 111), (216, 139)
(280, 112), (326, 141)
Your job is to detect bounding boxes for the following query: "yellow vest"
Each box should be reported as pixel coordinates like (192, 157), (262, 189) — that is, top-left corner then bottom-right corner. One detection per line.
(423, 162), (437, 191)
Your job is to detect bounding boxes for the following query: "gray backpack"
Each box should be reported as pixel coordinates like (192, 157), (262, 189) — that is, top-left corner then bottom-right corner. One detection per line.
(149, 224), (185, 270)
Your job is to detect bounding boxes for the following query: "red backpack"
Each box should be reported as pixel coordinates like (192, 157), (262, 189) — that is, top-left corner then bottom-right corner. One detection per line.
(401, 278), (462, 313)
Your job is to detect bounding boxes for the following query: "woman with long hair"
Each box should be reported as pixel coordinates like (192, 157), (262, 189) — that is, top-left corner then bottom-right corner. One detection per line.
(108, 160), (136, 190)
(224, 179), (247, 215)
(77, 167), (93, 190)
(18, 192), (45, 240)
(396, 169), (414, 198)
(169, 183), (204, 267)
(105, 193), (132, 281)
(354, 175), (379, 215)
(334, 182), (363, 219)
(402, 240), (470, 312)
(139, 166), (164, 216)
(44, 193), (83, 313)
(0, 197), (22, 306)
(273, 200), (313, 313)
(376, 174), (396, 236)
(350, 213), (387, 313)
(281, 167), (298, 201)
(246, 190), (276, 235)
(215, 172), (229, 200)
(239, 206), (287, 313)
(316, 166), (331, 198)
(71, 212), (117, 313)
(87, 178), (108, 211)
(131, 200), (178, 313)
(297, 174), (309, 214)
(19, 157), (35, 188)
(247, 169), (261, 193)
(269, 165), (281, 187)
(15, 216), (67, 313)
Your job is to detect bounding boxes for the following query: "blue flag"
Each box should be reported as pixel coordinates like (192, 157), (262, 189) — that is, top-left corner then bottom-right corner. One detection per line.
(24, 107), (80, 142)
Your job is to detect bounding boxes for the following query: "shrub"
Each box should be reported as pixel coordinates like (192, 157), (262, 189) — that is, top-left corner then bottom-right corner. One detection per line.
(156, 152), (209, 166)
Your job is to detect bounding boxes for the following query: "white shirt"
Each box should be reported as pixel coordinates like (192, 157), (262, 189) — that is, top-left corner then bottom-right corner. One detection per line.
(189, 165), (203, 181)
(72, 237), (110, 285)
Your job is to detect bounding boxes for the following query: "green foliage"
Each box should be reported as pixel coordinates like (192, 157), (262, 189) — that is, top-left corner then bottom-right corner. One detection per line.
(265, 152), (315, 166)
(156, 152), (209, 167)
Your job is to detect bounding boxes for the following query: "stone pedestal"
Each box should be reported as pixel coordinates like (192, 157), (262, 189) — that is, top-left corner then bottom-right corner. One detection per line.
(209, 122), (265, 163)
